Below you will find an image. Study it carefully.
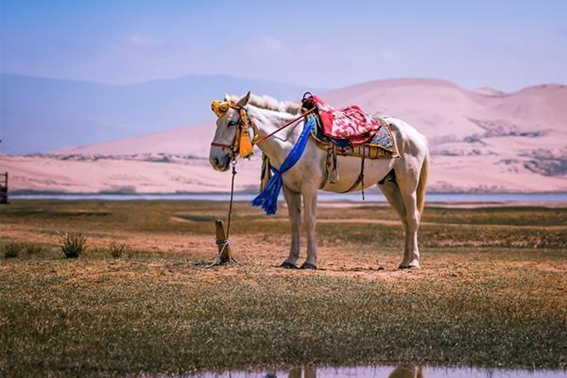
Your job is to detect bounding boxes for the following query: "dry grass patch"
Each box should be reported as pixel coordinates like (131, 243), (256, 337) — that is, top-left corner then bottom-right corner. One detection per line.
(59, 231), (88, 258)
(0, 200), (566, 377)
(2, 242), (22, 258)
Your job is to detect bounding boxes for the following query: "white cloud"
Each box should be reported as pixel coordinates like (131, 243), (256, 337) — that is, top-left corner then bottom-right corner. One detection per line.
(305, 43), (398, 63)
(246, 35), (291, 59)
(125, 34), (162, 47)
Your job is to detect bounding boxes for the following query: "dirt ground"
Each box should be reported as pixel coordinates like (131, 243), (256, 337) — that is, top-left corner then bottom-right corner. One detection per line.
(1, 200), (566, 377)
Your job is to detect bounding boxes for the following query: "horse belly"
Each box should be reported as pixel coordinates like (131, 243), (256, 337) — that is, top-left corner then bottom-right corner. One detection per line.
(322, 156), (394, 193)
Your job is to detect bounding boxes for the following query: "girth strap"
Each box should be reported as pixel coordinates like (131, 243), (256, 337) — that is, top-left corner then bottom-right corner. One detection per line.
(342, 149), (366, 198)
(319, 149), (330, 190)
(319, 144), (339, 190)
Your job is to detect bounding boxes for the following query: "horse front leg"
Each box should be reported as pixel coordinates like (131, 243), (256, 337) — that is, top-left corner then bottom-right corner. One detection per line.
(301, 183), (318, 269)
(281, 185), (302, 269)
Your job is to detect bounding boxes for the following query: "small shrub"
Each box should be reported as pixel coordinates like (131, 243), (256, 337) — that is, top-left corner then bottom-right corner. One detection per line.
(25, 243), (44, 255)
(60, 232), (88, 258)
(3, 242), (23, 258)
(109, 242), (127, 258)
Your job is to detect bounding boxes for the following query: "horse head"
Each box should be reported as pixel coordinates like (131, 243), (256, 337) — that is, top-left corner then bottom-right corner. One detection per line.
(209, 92), (251, 171)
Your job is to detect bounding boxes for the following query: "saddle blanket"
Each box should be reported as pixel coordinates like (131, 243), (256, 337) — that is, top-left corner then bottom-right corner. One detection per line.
(303, 94), (382, 145)
(311, 114), (399, 159)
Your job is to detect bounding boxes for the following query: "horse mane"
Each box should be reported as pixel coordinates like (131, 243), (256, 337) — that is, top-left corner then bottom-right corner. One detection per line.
(224, 93), (302, 115)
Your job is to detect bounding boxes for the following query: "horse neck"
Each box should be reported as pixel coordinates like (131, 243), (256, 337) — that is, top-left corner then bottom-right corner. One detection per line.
(248, 106), (301, 167)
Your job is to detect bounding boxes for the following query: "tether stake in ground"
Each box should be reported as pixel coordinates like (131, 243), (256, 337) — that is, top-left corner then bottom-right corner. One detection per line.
(211, 219), (237, 265)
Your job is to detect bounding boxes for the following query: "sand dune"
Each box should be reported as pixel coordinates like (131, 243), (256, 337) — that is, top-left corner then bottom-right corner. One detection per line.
(0, 153), (261, 194)
(55, 121), (214, 156)
(3, 79), (566, 194)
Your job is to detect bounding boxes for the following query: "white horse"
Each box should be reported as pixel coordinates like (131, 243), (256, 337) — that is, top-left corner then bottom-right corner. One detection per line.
(209, 92), (429, 270)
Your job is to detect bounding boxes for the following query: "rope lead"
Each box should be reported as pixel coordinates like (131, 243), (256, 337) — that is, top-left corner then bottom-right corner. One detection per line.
(226, 161), (237, 238)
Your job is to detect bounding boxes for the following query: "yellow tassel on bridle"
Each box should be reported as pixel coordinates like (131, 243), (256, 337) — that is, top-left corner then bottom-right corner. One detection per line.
(237, 108), (254, 158)
(211, 100), (254, 159)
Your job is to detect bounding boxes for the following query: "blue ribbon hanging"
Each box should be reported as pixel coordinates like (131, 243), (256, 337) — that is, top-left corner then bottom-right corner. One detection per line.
(252, 117), (315, 215)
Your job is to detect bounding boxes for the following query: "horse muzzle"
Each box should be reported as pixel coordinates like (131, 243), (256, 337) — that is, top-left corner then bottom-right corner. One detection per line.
(209, 152), (231, 172)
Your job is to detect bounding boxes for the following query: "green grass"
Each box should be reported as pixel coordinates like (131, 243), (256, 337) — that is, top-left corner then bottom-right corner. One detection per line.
(0, 200), (566, 377)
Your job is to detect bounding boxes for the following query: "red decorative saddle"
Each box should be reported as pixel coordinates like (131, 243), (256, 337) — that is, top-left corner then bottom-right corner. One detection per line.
(302, 93), (382, 145)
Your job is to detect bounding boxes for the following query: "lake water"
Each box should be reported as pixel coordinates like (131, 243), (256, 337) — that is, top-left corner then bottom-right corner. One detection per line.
(186, 365), (566, 378)
(10, 192), (567, 203)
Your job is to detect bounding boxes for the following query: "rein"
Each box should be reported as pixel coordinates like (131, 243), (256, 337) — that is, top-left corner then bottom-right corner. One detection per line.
(253, 107), (316, 145)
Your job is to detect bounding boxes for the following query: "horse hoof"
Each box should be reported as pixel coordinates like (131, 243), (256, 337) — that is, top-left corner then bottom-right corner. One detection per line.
(300, 262), (317, 270)
(280, 262), (298, 269)
(398, 264), (420, 270)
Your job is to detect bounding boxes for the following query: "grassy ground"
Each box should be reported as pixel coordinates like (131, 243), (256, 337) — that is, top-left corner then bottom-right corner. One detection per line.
(0, 200), (566, 377)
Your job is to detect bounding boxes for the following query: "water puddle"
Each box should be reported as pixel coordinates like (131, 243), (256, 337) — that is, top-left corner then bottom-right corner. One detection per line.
(187, 365), (565, 378)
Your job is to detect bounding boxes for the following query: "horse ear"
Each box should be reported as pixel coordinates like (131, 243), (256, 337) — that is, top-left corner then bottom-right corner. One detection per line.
(237, 91), (251, 108)
(223, 93), (230, 102)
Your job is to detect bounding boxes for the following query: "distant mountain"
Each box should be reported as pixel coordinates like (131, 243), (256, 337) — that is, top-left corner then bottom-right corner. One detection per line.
(0, 73), (319, 154)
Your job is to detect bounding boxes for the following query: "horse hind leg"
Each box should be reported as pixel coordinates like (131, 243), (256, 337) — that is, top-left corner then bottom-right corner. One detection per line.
(378, 178), (412, 267)
(394, 166), (423, 269)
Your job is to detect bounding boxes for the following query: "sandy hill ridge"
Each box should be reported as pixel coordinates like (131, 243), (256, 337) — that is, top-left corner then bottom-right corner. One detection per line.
(2, 79), (566, 194)
(55, 121), (214, 157)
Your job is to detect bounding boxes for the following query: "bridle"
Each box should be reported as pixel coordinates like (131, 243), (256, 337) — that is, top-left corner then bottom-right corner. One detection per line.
(210, 99), (316, 161)
(210, 100), (257, 160)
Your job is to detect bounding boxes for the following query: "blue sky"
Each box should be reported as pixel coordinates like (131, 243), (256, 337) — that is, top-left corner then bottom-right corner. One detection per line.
(1, 0), (566, 91)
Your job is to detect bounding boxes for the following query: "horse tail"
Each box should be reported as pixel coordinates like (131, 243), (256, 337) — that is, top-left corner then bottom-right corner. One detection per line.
(416, 152), (429, 218)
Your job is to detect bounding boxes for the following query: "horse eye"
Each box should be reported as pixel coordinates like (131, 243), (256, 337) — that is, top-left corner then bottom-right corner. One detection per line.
(227, 120), (237, 127)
